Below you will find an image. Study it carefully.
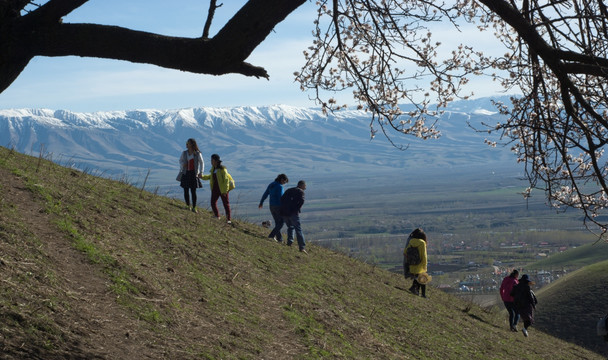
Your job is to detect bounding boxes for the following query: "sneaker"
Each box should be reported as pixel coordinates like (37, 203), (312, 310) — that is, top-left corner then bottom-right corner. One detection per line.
(522, 328), (528, 337)
(510, 326), (518, 332)
(408, 287), (419, 296)
(299, 249), (308, 254)
(226, 220), (232, 224)
(191, 208), (198, 213)
(286, 242), (293, 247)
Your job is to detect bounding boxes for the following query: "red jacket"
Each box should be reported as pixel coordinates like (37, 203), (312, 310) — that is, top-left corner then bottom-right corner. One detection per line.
(500, 276), (518, 302)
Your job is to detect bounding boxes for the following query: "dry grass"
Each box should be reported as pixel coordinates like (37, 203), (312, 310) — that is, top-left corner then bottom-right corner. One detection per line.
(0, 146), (604, 359)
(535, 260), (608, 357)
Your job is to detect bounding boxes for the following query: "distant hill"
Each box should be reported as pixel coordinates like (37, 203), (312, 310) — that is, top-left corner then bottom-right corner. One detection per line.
(0, 97), (519, 192)
(529, 241), (608, 270)
(535, 259), (608, 357)
(0, 146), (602, 359)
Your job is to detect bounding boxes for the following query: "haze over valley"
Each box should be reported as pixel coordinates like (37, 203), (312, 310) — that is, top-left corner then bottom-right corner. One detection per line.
(0, 95), (591, 259)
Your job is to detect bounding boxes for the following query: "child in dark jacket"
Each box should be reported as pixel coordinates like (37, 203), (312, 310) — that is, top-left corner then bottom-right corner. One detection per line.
(510, 274), (538, 337)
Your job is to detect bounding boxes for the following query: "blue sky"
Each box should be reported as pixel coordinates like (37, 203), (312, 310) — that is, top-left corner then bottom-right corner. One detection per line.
(0, 1), (508, 112)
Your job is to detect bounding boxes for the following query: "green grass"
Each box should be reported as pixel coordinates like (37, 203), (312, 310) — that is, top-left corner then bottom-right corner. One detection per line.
(0, 145), (605, 359)
(536, 259), (608, 355)
(529, 241), (608, 269)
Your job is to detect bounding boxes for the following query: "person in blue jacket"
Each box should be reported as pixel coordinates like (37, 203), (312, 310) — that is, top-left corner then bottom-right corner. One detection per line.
(259, 174), (289, 242)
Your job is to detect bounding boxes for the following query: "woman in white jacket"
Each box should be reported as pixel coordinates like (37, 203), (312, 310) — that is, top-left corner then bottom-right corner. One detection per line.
(179, 138), (204, 213)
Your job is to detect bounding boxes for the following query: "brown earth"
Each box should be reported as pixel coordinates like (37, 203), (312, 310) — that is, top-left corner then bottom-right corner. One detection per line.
(1, 166), (160, 359)
(0, 163), (305, 359)
(2, 147), (606, 360)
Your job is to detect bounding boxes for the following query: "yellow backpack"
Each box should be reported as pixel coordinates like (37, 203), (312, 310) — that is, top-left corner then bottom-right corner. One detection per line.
(227, 173), (235, 191)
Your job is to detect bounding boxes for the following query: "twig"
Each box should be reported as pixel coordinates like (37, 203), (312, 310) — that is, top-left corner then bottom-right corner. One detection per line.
(133, 296), (165, 303)
(139, 168), (150, 197)
(202, 0), (223, 39)
(36, 143), (45, 173)
(2, 279), (19, 288)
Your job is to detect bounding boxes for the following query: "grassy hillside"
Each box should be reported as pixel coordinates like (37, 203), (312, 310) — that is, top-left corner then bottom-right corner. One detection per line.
(0, 146), (603, 359)
(535, 259), (608, 357)
(529, 241), (608, 270)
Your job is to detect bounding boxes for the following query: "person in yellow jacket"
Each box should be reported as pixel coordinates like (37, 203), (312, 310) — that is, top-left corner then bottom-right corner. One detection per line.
(403, 228), (428, 298)
(199, 154), (235, 223)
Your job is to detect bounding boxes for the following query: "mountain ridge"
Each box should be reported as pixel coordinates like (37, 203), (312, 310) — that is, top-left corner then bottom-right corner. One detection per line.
(0, 96), (519, 194)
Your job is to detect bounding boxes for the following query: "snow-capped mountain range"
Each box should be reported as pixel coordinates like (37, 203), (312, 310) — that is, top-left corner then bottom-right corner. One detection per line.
(0, 96), (518, 192)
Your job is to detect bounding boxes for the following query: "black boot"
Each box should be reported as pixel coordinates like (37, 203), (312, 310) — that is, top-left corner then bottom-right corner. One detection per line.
(409, 281), (420, 296)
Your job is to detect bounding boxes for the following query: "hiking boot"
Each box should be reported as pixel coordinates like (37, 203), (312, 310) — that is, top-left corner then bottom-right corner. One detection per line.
(522, 328), (528, 337)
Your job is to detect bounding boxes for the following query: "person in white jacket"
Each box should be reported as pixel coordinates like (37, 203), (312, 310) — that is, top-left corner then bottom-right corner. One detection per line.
(179, 138), (204, 213)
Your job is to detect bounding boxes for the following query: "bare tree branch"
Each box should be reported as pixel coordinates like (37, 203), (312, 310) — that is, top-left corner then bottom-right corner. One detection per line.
(0, 0), (307, 94)
(25, 0), (88, 23)
(469, 0), (608, 236)
(25, 23), (269, 77)
(202, 0), (221, 39)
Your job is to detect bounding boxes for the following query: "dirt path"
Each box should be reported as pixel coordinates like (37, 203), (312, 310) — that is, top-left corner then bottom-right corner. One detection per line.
(2, 169), (157, 359)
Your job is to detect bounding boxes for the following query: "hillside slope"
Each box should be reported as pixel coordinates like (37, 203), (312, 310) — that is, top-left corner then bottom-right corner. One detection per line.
(535, 259), (608, 357)
(0, 146), (603, 359)
(529, 241), (608, 270)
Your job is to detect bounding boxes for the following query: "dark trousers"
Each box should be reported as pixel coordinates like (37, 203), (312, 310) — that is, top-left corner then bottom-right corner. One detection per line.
(181, 170), (198, 207)
(211, 188), (231, 220)
(283, 213), (305, 250)
(503, 301), (519, 328)
(268, 206), (284, 241)
(411, 279), (426, 297)
(183, 187), (197, 208)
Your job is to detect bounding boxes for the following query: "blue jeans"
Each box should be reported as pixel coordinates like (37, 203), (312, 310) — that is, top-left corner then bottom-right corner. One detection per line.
(268, 206), (284, 241)
(504, 301), (519, 328)
(283, 214), (305, 250)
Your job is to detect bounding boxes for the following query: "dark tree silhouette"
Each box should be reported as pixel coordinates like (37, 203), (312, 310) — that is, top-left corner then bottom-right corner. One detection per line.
(0, 0), (305, 94)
